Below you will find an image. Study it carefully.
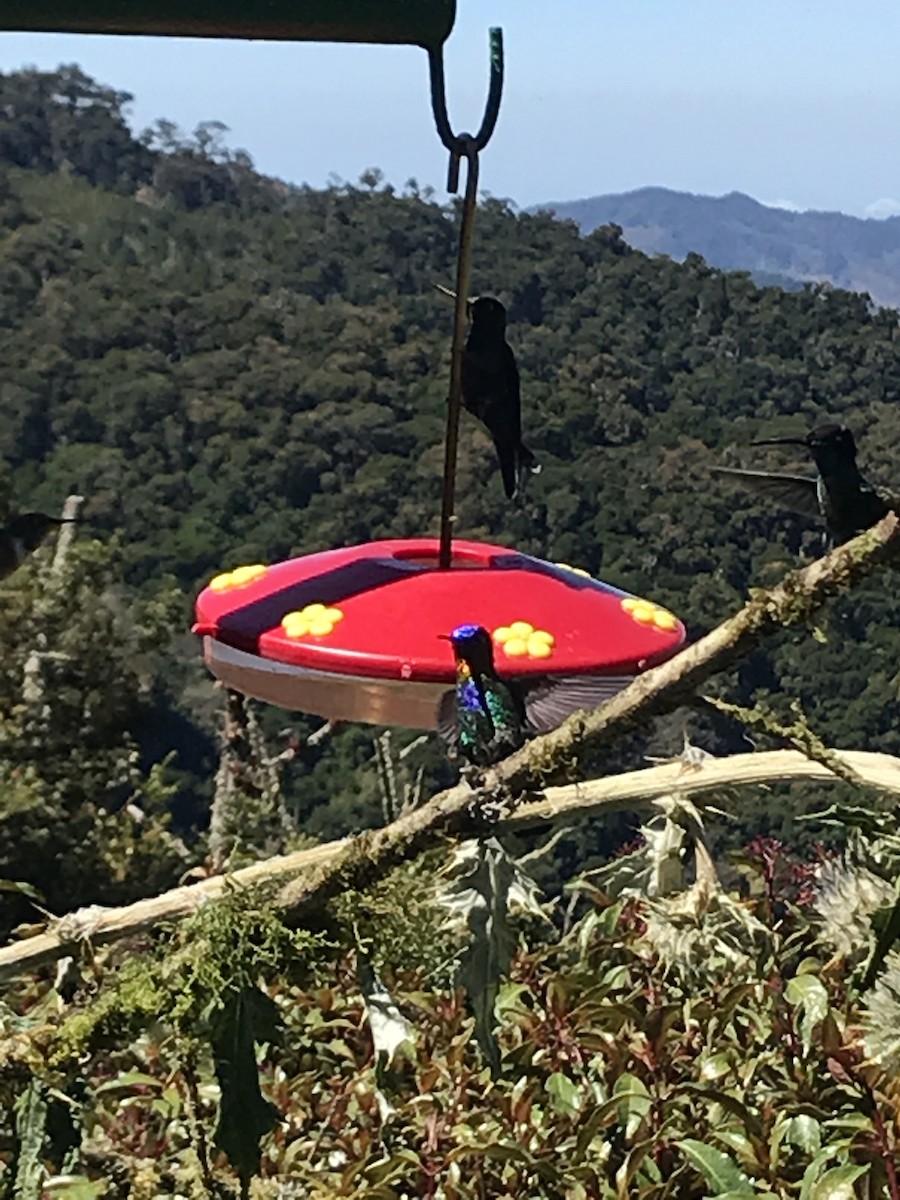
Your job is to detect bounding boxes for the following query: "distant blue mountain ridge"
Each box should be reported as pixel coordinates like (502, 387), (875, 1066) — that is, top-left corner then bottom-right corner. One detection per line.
(533, 187), (900, 307)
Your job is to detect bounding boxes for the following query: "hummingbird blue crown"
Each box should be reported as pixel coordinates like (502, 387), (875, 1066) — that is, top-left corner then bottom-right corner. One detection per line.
(450, 623), (484, 643)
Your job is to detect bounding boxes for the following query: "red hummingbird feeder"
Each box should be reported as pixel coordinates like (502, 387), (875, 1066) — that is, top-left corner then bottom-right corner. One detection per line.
(193, 538), (686, 729)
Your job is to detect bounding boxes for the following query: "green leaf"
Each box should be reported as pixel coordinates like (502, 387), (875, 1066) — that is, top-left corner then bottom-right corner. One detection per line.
(809, 1164), (870, 1199)
(573, 1092), (650, 1162)
(786, 1114), (821, 1155)
(615, 1140), (654, 1199)
(211, 985), (280, 1188)
(358, 951), (415, 1068)
(12, 1078), (48, 1200)
(785, 973), (829, 1052)
(93, 1071), (162, 1095)
(822, 1113), (873, 1132)
(699, 1053), (733, 1081)
(42, 1180), (105, 1199)
(680, 1082), (759, 1132)
(770, 1112), (822, 1172)
(545, 1072), (581, 1117)
(613, 1073), (652, 1139)
(799, 1144), (857, 1199)
(716, 1194), (778, 1200)
(438, 837), (543, 1074)
(862, 889), (900, 989)
(0, 878), (44, 902)
(363, 1148), (423, 1183)
(447, 1141), (532, 1166)
(676, 1138), (754, 1195)
(713, 1129), (760, 1170)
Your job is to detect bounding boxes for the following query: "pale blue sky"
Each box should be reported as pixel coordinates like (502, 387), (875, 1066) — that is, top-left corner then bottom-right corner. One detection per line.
(2, 0), (900, 216)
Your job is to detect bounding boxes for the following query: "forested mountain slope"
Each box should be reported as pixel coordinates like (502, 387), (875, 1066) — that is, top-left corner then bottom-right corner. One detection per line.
(2, 67), (900, 899)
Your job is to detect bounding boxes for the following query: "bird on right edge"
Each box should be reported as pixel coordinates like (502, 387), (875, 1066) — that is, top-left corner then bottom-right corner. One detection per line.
(0, 512), (79, 581)
(461, 295), (541, 501)
(711, 422), (898, 547)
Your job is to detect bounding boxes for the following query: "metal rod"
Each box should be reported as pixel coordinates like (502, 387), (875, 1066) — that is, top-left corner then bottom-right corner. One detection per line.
(427, 26), (504, 570)
(438, 143), (479, 569)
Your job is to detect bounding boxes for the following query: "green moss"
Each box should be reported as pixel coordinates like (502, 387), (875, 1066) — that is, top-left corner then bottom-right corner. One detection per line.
(52, 884), (328, 1064)
(53, 957), (164, 1064)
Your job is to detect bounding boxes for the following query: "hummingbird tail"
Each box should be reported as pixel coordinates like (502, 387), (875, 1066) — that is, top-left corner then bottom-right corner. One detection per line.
(518, 444), (541, 476)
(496, 443), (541, 501)
(499, 450), (518, 500)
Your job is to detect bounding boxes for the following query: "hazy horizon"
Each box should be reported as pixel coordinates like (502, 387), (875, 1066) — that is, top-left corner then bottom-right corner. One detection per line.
(3, 0), (900, 219)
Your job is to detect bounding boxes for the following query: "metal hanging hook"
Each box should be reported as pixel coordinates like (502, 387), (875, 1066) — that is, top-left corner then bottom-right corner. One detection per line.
(428, 27), (504, 192)
(427, 28), (504, 570)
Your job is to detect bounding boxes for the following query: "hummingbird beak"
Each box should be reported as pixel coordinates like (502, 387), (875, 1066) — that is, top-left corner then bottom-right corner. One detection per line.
(750, 437), (808, 447)
(436, 634), (453, 642)
(433, 282), (477, 312)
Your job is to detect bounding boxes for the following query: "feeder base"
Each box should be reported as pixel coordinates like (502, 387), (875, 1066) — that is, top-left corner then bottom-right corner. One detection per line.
(204, 639), (447, 729)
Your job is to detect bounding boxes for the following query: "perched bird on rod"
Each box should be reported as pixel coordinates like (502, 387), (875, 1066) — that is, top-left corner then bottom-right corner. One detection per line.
(711, 422), (897, 547)
(436, 284), (540, 500)
(0, 512), (79, 581)
(436, 623), (627, 767)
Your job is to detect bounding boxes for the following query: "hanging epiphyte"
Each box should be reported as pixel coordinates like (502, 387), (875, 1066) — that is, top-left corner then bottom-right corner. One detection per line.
(711, 423), (898, 547)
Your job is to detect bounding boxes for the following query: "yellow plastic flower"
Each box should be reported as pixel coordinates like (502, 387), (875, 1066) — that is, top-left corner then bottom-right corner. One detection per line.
(209, 564), (268, 592)
(555, 561), (591, 578)
(621, 596), (679, 633)
(281, 603), (344, 639)
(493, 621), (555, 659)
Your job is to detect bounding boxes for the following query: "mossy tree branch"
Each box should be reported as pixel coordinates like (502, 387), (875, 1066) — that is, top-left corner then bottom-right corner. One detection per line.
(1, 748), (899, 984)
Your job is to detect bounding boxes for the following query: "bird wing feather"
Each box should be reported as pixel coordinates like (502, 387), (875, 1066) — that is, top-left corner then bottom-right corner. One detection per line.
(520, 674), (636, 733)
(710, 467), (822, 518)
(436, 689), (460, 752)
(502, 342), (522, 442)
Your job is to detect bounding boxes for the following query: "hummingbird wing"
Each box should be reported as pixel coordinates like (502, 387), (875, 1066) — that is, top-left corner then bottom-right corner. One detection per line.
(868, 483), (899, 518)
(709, 468), (822, 518)
(437, 675), (624, 749)
(519, 674), (636, 733)
(436, 689), (460, 754)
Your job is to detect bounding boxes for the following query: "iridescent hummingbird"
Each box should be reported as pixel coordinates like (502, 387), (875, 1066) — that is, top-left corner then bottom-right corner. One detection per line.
(0, 513), (78, 581)
(711, 423), (898, 546)
(435, 285), (540, 500)
(436, 623), (628, 766)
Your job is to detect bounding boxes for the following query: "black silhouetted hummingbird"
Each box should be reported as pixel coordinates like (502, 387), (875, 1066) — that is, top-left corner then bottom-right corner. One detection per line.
(711, 423), (897, 546)
(435, 284), (540, 500)
(0, 513), (78, 581)
(436, 623), (630, 766)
